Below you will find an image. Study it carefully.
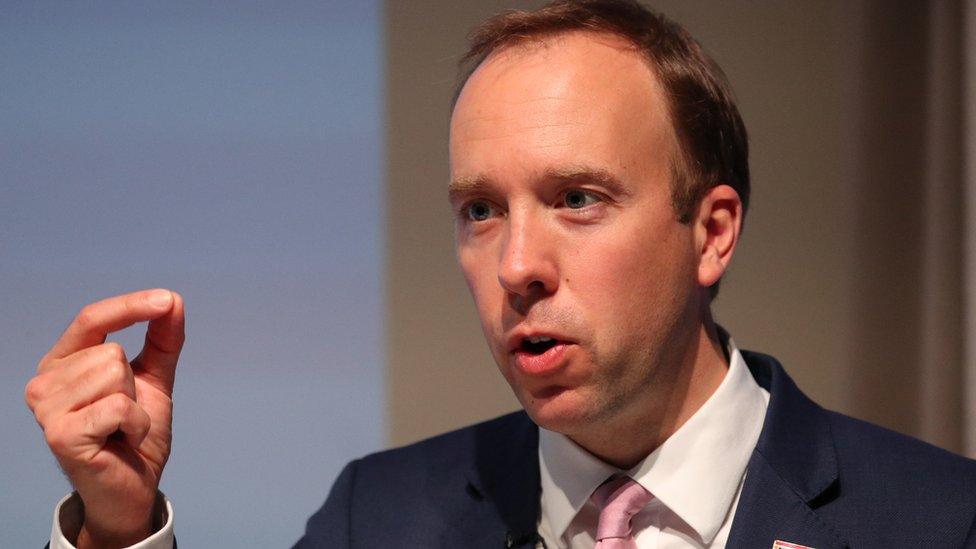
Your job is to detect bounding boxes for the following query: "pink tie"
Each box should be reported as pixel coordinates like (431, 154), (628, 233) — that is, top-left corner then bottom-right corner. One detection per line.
(590, 476), (653, 548)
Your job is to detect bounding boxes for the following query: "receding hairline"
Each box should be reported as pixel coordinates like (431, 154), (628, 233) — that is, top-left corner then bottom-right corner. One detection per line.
(452, 28), (656, 112)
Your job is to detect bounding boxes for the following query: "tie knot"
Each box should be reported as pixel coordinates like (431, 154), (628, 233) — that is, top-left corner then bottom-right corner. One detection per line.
(590, 476), (652, 542)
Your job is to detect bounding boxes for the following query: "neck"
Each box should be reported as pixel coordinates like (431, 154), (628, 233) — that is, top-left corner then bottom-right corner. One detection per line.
(568, 316), (729, 469)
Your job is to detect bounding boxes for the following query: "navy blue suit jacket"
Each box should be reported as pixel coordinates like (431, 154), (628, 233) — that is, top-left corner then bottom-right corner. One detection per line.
(295, 352), (976, 548)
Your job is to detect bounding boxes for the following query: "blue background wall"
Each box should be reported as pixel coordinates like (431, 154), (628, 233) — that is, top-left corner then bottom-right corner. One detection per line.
(0, 2), (385, 546)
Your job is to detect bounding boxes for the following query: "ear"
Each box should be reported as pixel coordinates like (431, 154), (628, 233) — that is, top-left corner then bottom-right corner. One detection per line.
(693, 184), (743, 289)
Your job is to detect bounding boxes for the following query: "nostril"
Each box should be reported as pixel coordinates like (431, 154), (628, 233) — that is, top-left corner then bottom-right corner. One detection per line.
(507, 280), (553, 316)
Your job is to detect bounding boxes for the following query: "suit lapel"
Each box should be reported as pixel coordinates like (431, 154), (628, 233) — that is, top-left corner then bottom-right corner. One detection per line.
(727, 352), (847, 549)
(438, 354), (851, 548)
(440, 412), (541, 548)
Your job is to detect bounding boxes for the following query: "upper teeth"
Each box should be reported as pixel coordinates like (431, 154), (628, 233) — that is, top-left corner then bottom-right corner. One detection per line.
(527, 336), (554, 344)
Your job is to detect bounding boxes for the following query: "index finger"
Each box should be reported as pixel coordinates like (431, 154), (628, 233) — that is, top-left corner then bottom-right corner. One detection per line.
(44, 289), (176, 364)
(132, 290), (185, 394)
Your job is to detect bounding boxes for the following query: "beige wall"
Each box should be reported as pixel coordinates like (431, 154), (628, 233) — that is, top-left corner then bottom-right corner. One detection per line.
(386, 1), (970, 454)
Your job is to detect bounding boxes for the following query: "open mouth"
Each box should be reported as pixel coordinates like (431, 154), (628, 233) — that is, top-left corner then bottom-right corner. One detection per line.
(521, 336), (559, 355)
(513, 335), (570, 375)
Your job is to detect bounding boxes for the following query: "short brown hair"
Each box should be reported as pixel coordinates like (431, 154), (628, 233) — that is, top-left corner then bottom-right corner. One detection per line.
(455, 0), (750, 226)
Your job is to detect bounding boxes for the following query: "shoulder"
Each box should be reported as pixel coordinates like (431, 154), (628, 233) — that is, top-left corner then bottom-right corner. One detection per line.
(303, 411), (536, 545)
(359, 410), (532, 465)
(825, 409), (976, 498)
(349, 410), (535, 485)
(819, 411), (976, 542)
(742, 350), (976, 541)
(745, 349), (976, 485)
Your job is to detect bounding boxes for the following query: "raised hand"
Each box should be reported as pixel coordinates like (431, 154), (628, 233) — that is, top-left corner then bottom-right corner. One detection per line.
(25, 289), (185, 549)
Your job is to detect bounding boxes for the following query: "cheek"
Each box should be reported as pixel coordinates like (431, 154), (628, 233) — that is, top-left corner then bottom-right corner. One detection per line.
(567, 222), (695, 333)
(459, 249), (502, 327)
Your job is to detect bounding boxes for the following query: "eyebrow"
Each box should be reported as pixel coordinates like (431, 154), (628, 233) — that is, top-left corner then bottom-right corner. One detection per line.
(447, 174), (492, 203)
(447, 164), (630, 202)
(543, 165), (629, 196)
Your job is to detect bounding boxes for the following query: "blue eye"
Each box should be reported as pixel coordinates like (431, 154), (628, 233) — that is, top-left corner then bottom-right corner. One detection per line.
(563, 189), (600, 209)
(466, 201), (494, 221)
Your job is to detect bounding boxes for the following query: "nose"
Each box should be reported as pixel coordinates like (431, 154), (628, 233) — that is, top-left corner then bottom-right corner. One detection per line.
(497, 211), (559, 303)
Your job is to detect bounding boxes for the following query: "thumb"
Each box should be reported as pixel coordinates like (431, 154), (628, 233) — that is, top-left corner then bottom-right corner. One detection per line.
(132, 290), (185, 394)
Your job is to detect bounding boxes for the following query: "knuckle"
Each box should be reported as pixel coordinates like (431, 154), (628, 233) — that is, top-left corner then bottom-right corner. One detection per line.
(44, 423), (69, 454)
(101, 357), (129, 383)
(75, 304), (97, 329)
(24, 377), (46, 408)
(102, 342), (126, 362)
(108, 393), (132, 416)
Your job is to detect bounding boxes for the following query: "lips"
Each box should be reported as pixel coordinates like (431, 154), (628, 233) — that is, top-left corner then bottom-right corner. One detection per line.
(514, 341), (570, 375)
(508, 331), (575, 376)
(506, 329), (574, 353)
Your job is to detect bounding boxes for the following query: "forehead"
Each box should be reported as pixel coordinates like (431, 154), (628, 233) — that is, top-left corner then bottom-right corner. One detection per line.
(449, 31), (676, 184)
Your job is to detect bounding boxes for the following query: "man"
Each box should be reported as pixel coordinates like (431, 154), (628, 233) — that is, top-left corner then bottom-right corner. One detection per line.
(27, 1), (976, 547)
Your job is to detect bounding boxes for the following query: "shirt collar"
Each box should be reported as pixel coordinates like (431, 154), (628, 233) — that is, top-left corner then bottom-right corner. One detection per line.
(538, 335), (769, 545)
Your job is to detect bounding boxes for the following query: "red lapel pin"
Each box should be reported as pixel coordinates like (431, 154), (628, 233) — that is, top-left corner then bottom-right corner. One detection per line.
(772, 541), (815, 549)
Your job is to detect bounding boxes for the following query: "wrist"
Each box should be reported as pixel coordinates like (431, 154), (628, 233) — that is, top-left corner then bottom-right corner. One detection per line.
(72, 491), (166, 549)
(76, 521), (153, 549)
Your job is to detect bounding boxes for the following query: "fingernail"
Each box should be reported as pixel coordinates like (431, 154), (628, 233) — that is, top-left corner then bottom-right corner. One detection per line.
(148, 290), (173, 308)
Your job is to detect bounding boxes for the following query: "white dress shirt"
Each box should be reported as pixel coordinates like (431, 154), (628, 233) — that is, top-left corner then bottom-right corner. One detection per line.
(537, 339), (769, 548)
(49, 491), (173, 549)
(50, 338), (766, 549)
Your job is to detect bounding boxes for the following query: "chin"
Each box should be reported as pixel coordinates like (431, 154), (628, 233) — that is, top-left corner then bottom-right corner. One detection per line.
(519, 386), (596, 435)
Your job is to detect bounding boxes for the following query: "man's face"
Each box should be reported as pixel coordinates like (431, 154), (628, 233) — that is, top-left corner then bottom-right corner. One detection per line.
(449, 32), (703, 436)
